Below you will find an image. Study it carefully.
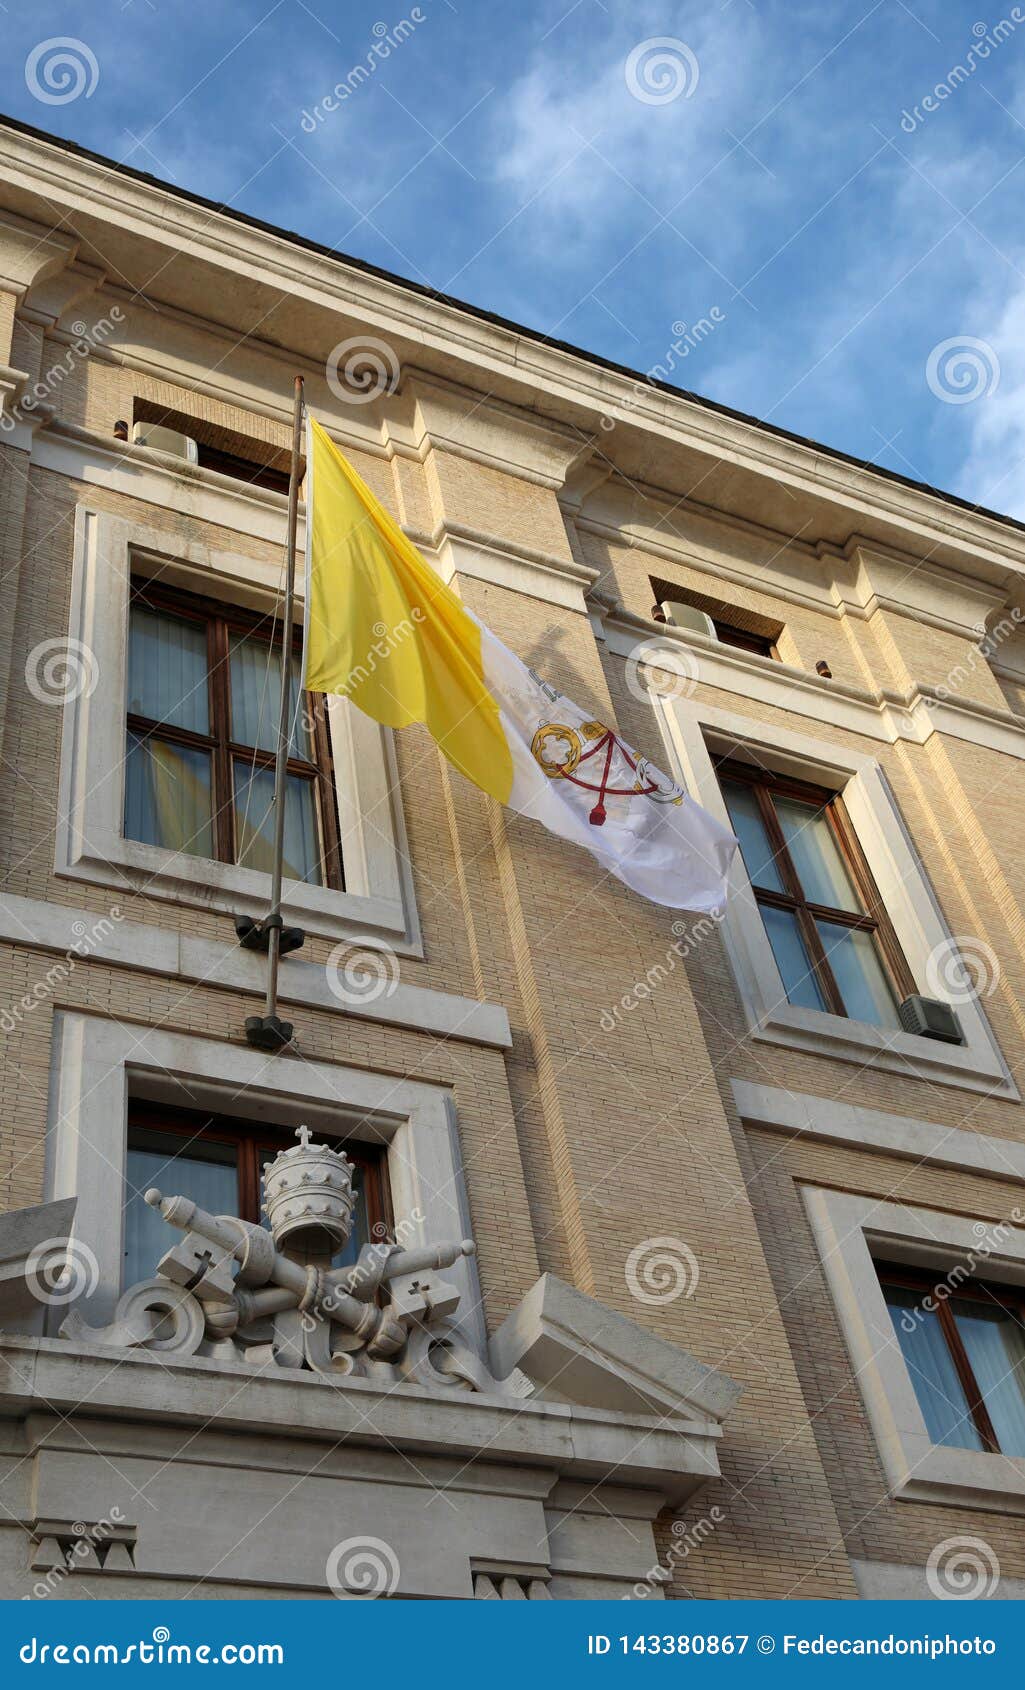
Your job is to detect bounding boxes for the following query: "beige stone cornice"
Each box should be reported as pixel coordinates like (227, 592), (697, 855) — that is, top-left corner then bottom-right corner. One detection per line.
(600, 602), (1025, 759)
(4, 120), (1025, 588)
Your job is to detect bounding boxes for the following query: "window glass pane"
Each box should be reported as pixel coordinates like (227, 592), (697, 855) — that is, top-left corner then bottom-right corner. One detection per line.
(233, 763), (322, 884)
(258, 1147), (368, 1269)
(760, 905), (828, 1011)
(883, 1284), (985, 1451)
(953, 1299), (1025, 1457)
(816, 920), (899, 1027)
(773, 796), (860, 912)
(127, 605), (209, 733)
(125, 731), (214, 860)
(124, 1130), (237, 1286)
(229, 633), (309, 758)
(720, 780), (784, 892)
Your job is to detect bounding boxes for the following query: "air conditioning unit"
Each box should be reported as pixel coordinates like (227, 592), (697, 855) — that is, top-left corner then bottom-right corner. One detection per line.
(131, 421), (199, 463)
(659, 600), (717, 640)
(898, 994), (965, 1045)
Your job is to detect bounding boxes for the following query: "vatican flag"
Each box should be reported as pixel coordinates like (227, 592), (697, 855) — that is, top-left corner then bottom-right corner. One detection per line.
(304, 416), (736, 911)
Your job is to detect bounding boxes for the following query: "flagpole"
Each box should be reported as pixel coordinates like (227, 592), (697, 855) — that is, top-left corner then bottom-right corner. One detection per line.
(243, 374), (305, 1051)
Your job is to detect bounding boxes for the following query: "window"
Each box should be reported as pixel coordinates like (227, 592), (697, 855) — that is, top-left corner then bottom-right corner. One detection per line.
(716, 758), (912, 1026)
(125, 581), (342, 888)
(132, 400), (293, 494)
(649, 576), (783, 659)
(879, 1263), (1025, 1458)
(123, 1103), (389, 1284)
(711, 619), (778, 659)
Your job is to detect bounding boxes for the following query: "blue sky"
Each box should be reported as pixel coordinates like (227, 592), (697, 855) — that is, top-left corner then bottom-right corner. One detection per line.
(5, 0), (1025, 516)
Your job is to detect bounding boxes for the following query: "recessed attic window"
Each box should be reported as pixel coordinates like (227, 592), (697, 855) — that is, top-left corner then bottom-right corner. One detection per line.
(650, 577), (783, 660)
(132, 400), (295, 495)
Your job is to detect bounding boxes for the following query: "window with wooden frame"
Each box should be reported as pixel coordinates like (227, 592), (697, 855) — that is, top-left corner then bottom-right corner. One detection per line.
(715, 757), (914, 1026)
(711, 619), (779, 659)
(878, 1262), (1025, 1457)
(124, 579), (342, 888)
(123, 1102), (389, 1285)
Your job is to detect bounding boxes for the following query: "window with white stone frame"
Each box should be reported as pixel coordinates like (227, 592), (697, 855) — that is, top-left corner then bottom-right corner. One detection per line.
(56, 506), (419, 950)
(877, 1260), (1025, 1458)
(45, 1011), (484, 1353)
(803, 1187), (1025, 1515)
(658, 696), (1015, 1098)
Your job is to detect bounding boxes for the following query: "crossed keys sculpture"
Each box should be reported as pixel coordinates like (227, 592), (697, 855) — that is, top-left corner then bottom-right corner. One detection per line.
(63, 1126), (510, 1394)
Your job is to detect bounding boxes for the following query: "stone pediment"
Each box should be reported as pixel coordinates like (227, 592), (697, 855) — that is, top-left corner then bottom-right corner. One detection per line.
(489, 1273), (740, 1425)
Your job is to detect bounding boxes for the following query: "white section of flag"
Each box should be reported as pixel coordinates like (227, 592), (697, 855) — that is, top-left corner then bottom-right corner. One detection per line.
(476, 619), (737, 911)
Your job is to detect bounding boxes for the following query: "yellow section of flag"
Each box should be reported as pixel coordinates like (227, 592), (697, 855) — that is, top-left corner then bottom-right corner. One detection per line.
(304, 416), (513, 805)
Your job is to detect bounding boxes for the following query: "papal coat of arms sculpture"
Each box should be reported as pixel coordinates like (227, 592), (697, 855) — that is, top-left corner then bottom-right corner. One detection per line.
(62, 1126), (517, 1395)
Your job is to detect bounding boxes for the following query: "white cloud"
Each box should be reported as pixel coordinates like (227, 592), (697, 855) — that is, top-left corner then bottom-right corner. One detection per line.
(489, 6), (769, 244)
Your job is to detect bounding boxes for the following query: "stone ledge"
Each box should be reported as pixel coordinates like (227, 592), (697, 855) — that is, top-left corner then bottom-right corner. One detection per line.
(0, 1334), (724, 1506)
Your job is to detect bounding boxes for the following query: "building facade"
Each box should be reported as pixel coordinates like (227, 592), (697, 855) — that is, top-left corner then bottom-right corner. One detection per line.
(0, 115), (1024, 1601)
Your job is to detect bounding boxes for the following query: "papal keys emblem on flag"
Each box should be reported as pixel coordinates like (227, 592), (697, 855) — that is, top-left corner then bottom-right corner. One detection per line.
(529, 680), (686, 829)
